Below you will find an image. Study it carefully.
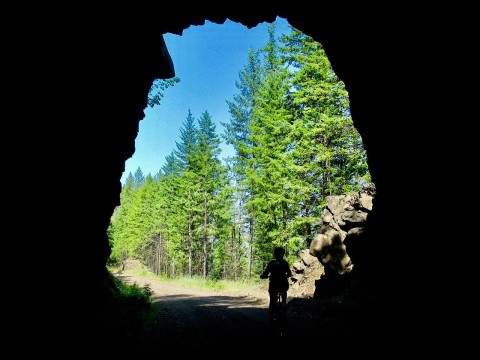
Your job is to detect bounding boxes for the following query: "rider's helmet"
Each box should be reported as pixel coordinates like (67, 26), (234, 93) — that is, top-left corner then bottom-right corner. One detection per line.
(273, 247), (285, 259)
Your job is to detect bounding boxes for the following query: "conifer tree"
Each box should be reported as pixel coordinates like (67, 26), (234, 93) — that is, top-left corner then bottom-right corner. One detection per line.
(133, 166), (146, 188)
(175, 109), (197, 171)
(193, 110), (227, 278)
(248, 35), (294, 256)
(173, 110), (202, 276)
(108, 175), (138, 264)
(223, 47), (263, 280)
(281, 26), (370, 196)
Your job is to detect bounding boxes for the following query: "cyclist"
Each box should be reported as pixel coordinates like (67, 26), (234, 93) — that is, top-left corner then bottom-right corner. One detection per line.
(260, 246), (292, 322)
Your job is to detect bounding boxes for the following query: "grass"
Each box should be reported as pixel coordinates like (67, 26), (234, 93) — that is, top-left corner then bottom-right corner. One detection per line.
(164, 275), (258, 292)
(100, 270), (157, 340)
(108, 262), (261, 293)
(103, 262), (264, 350)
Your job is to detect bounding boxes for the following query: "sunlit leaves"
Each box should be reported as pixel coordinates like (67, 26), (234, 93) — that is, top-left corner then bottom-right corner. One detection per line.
(147, 77), (180, 107)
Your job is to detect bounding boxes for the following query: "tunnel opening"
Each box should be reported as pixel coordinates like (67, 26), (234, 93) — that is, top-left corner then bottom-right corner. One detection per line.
(105, 18), (375, 351)
(20, 4), (451, 357)
(32, 9), (418, 358)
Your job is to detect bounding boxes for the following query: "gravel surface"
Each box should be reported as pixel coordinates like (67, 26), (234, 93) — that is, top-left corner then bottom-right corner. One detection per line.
(114, 271), (372, 358)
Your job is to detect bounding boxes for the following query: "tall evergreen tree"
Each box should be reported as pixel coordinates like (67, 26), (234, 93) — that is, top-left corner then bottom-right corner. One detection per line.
(245, 20), (299, 270)
(248, 59), (294, 254)
(133, 166), (146, 188)
(175, 109), (197, 171)
(263, 22), (279, 73)
(276, 26), (370, 246)
(281, 26), (370, 196)
(223, 48), (262, 166)
(222, 47), (263, 280)
(193, 110), (226, 278)
(158, 164), (192, 276)
(123, 171), (135, 188)
(161, 151), (181, 176)
(172, 110), (203, 277)
(108, 175), (139, 264)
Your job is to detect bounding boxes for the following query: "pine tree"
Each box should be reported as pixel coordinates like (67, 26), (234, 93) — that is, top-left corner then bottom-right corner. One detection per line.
(133, 166), (146, 188)
(158, 164), (192, 277)
(223, 48), (262, 166)
(175, 109), (197, 171)
(108, 175), (138, 264)
(161, 151), (181, 176)
(193, 110), (227, 278)
(281, 26), (370, 196)
(248, 52), (294, 254)
(123, 172), (135, 188)
(222, 47), (263, 280)
(245, 20), (299, 267)
(170, 110), (203, 276)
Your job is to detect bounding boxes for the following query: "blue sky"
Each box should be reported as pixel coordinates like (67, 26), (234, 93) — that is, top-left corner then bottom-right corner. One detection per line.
(121, 16), (292, 183)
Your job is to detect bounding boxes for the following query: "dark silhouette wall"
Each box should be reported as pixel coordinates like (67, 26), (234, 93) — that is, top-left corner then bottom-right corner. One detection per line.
(17, 6), (452, 357)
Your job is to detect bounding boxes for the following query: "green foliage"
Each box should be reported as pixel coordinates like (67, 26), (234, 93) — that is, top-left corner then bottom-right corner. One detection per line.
(100, 271), (157, 343)
(147, 77), (180, 107)
(159, 274), (257, 292)
(174, 109), (197, 171)
(133, 167), (146, 188)
(109, 18), (371, 285)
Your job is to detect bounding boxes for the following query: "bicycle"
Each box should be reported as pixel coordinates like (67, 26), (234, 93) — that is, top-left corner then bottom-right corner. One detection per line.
(270, 290), (287, 337)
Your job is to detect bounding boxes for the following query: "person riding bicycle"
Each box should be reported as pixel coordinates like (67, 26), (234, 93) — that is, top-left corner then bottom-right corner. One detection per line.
(260, 246), (292, 321)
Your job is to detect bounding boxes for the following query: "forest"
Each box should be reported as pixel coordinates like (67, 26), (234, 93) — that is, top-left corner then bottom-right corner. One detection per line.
(107, 21), (371, 282)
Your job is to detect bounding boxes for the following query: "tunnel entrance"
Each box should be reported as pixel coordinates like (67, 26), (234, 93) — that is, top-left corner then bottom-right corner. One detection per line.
(109, 16), (371, 291)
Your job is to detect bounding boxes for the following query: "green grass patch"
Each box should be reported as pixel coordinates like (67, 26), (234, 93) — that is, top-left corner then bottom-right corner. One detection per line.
(149, 274), (258, 293)
(101, 270), (157, 342)
(111, 260), (261, 293)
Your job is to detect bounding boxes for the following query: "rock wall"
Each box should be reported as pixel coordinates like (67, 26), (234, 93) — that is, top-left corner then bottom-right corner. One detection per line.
(289, 184), (376, 300)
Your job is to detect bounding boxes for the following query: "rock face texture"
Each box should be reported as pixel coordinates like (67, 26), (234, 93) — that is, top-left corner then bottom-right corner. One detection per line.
(290, 184), (376, 300)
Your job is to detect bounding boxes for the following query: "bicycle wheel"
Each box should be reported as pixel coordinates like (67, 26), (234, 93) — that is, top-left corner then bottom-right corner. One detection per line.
(273, 292), (285, 337)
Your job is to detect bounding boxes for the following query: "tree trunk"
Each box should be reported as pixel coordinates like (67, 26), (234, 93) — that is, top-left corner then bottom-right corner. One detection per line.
(247, 217), (254, 281)
(203, 195), (208, 278)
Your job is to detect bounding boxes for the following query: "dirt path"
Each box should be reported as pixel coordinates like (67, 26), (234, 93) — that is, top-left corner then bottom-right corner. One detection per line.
(113, 273), (373, 357)
(118, 274), (288, 358)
